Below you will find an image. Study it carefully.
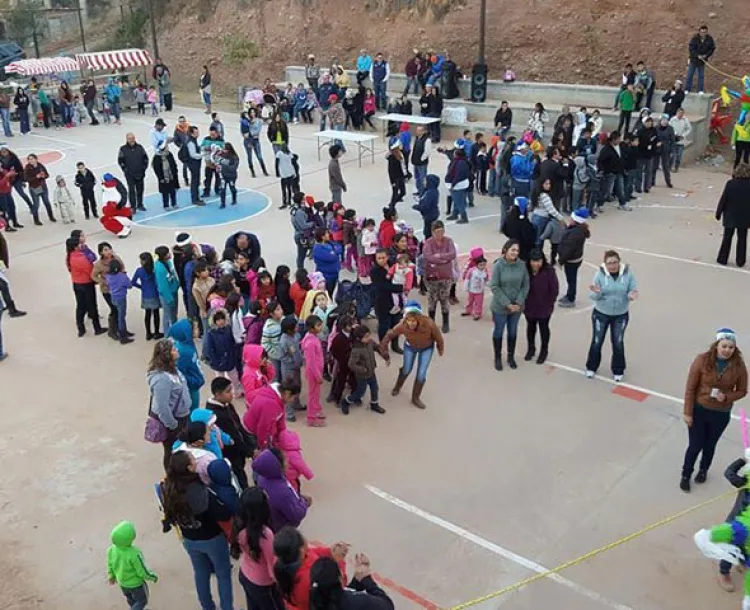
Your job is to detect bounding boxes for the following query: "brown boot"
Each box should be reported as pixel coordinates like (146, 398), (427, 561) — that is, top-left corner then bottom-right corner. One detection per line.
(391, 369), (408, 396)
(411, 379), (426, 409)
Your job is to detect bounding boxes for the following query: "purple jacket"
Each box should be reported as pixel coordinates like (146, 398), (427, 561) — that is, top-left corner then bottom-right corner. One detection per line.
(243, 315), (263, 345)
(105, 272), (131, 300)
(524, 266), (559, 319)
(252, 449), (309, 532)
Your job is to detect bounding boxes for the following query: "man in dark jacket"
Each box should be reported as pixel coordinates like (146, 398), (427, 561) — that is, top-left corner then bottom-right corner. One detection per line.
(225, 231), (262, 267)
(535, 146), (569, 208)
(413, 174), (440, 238)
(715, 163), (750, 268)
(370, 249), (403, 350)
(597, 131), (629, 211)
(637, 116), (659, 193)
(661, 80), (686, 118)
(404, 50), (421, 95)
(686, 25), (716, 94)
(82, 79), (98, 125)
(117, 133), (149, 212)
(653, 116), (675, 189)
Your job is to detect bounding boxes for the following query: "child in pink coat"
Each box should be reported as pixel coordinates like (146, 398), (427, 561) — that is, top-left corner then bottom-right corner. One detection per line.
(277, 429), (314, 492)
(242, 344), (275, 408)
(301, 314), (325, 427)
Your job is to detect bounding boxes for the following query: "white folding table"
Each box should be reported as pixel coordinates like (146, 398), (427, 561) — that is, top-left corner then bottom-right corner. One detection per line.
(313, 130), (379, 167)
(375, 113), (442, 139)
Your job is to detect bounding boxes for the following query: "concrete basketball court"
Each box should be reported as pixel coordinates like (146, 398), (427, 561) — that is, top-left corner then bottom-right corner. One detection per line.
(2, 104), (750, 610)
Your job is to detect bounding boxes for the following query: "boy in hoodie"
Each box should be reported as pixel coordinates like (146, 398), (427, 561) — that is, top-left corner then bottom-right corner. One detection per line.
(412, 174), (440, 239)
(107, 520), (158, 609)
(206, 376), (256, 488)
(279, 316), (305, 421)
(203, 309), (238, 385)
(340, 325), (386, 415)
(167, 318), (205, 411)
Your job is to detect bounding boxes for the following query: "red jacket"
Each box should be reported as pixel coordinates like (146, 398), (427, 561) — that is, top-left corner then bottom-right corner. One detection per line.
(0, 169), (15, 194)
(242, 385), (286, 450)
(67, 249), (95, 285)
(290, 282), (308, 317)
(379, 219), (396, 249)
(286, 546), (347, 610)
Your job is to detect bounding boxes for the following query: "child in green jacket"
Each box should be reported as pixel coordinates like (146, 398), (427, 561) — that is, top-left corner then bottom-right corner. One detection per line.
(617, 85), (635, 135)
(107, 521), (158, 609)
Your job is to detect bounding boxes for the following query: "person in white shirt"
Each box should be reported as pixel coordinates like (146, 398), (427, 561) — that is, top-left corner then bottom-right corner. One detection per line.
(669, 108), (692, 172)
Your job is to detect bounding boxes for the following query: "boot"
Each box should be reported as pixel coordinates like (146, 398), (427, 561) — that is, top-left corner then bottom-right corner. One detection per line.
(107, 314), (119, 340)
(391, 369), (408, 396)
(536, 346), (548, 365)
(507, 337), (518, 369)
(249, 166), (256, 178)
(428, 309), (436, 321)
(390, 337), (403, 355)
(7, 301), (27, 318)
(119, 329), (134, 345)
(124, 328), (135, 338)
(411, 379), (426, 409)
(33, 214), (42, 226)
(441, 311), (450, 334)
(93, 320), (108, 336)
(524, 344), (536, 361)
(370, 402), (386, 414)
(260, 160), (269, 177)
(493, 337), (503, 371)
(47, 211), (57, 222)
(77, 324), (86, 338)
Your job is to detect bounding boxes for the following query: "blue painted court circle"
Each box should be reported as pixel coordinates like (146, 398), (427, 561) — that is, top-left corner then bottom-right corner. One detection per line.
(133, 188), (271, 228)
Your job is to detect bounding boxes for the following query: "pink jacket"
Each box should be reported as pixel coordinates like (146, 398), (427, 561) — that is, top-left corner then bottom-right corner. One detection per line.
(364, 95), (376, 115)
(242, 385), (287, 450)
(278, 429), (314, 491)
(301, 333), (323, 384)
(242, 344), (275, 408)
(246, 268), (259, 301)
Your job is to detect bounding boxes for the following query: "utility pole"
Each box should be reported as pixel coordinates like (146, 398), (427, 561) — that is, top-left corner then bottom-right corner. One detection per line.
(76, 0), (87, 52)
(477, 0), (486, 65)
(147, 0), (159, 59)
(30, 9), (40, 58)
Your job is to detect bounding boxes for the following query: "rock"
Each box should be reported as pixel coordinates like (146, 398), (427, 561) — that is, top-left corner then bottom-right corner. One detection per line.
(708, 11), (717, 18)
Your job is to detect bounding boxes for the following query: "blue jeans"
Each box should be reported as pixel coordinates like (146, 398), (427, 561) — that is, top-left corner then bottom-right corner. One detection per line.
(414, 164), (427, 195)
(601, 173), (626, 207)
(531, 213), (550, 246)
(319, 111), (328, 132)
(182, 534), (234, 610)
(347, 376), (379, 404)
(0, 108), (11, 136)
(243, 137), (264, 171)
(202, 91), (212, 106)
(113, 297), (127, 333)
(685, 62), (705, 93)
(671, 144), (685, 171)
(110, 101), (121, 121)
(492, 311), (521, 341)
(403, 76), (420, 95)
(30, 185), (54, 219)
(623, 170), (635, 199)
(585, 309), (629, 375)
(571, 188), (584, 208)
(121, 584), (149, 610)
(452, 188), (468, 220)
(160, 297), (177, 334)
(18, 109), (30, 134)
(563, 261), (581, 302)
(294, 234), (308, 270)
(374, 81), (387, 109)
(333, 123), (347, 152)
(402, 344), (434, 383)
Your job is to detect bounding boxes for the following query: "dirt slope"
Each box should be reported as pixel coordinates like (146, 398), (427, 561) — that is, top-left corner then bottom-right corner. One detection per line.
(158, 0), (750, 97)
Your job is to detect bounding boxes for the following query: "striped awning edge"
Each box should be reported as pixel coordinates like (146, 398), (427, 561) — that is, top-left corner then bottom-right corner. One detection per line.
(5, 56), (80, 76)
(76, 49), (153, 71)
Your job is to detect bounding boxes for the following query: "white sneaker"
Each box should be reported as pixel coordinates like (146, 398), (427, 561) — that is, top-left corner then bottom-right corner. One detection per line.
(613, 374), (623, 383)
(585, 370), (595, 379)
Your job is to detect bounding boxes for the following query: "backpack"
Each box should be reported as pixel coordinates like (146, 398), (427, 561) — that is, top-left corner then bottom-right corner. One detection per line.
(178, 141), (191, 163)
(335, 279), (373, 320)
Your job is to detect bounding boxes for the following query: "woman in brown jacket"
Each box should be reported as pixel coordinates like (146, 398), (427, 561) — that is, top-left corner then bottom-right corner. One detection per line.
(681, 328), (748, 492)
(381, 300), (444, 409)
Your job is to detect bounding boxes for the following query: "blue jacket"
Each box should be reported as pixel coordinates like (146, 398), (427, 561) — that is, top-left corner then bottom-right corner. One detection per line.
(399, 131), (412, 153)
(589, 263), (637, 316)
(190, 408), (233, 460)
(356, 55), (372, 72)
(312, 242), (341, 281)
(203, 311), (236, 372)
(413, 174), (440, 223)
(317, 83), (336, 109)
(372, 60), (388, 83)
(577, 137), (598, 157)
(154, 259), (180, 305)
(510, 151), (536, 182)
(430, 55), (445, 76)
(293, 89), (307, 108)
(207, 459), (239, 514)
(131, 267), (158, 300)
(106, 272), (131, 300)
(167, 319), (205, 391)
(105, 81), (122, 103)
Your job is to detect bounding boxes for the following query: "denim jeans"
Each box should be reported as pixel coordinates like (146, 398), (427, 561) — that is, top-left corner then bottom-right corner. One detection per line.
(452, 188), (468, 220)
(243, 137), (264, 171)
(681, 404), (731, 479)
(160, 297), (177, 334)
(30, 186), (53, 219)
(404, 76), (420, 95)
(220, 179), (237, 205)
(333, 123), (347, 152)
(0, 108), (11, 136)
(18, 109), (30, 134)
(294, 234), (308, 270)
(402, 344), (434, 382)
(639, 157), (657, 192)
(600, 173), (627, 207)
(685, 62), (705, 93)
(188, 160), (201, 203)
(61, 102), (72, 125)
(414, 164), (427, 196)
(182, 534), (234, 610)
(623, 169), (635, 199)
(319, 112), (328, 132)
(571, 188), (584, 208)
(563, 261), (581, 302)
(348, 376), (379, 404)
(531, 213), (550, 246)
(492, 311), (521, 340)
(585, 309), (629, 375)
(671, 144), (685, 170)
(121, 584), (149, 610)
(111, 101), (121, 121)
(113, 297), (127, 333)
(374, 81), (387, 109)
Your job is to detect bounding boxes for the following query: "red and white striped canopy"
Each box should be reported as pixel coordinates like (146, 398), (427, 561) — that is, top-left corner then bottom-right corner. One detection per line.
(76, 49), (153, 71)
(5, 56), (79, 76)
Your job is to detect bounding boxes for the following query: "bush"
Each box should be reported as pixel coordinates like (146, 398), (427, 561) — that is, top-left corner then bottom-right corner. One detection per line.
(222, 35), (259, 67)
(103, 9), (149, 50)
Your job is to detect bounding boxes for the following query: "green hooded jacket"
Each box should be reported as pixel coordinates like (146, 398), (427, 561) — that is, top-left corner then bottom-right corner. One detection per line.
(106, 521), (157, 588)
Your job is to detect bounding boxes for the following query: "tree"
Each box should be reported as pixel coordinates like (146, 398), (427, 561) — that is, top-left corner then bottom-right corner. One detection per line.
(5, 0), (45, 56)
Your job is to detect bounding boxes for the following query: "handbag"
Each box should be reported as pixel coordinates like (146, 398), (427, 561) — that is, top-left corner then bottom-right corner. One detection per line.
(144, 396), (169, 443)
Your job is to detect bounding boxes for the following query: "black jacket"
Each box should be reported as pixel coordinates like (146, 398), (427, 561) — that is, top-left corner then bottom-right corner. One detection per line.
(411, 134), (429, 166)
(537, 158), (568, 201)
(501, 209), (536, 261)
(494, 107), (512, 129)
(689, 34), (716, 64)
(656, 124), (676, 153)
(716, 178), (750, 229)
(117, 143), (149, 179)
(621, 143), (638, 171)
(370, 264), (403, 317)
(224, 232), (262, 267)
(267, 121), (289, 144)
(723, 458), (750, 522)
(74, 168), (96, 191)
(337, 576), (395, 610)
(637, 126), (659, 158)
(387, 153), (405, 183)
(597, 144), (624, 175)
(662, 89), (685, 117)
(152, 152), (180, 194)
(207, 399), (257, 466)
(557, 224), (589, 264)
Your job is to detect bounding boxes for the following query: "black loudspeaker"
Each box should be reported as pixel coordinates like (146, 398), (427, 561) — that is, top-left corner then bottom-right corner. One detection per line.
(471, 63), (488, 103)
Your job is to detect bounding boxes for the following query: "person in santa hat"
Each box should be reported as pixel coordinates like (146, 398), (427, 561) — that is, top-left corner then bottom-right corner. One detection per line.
(99, 173), (133, 238)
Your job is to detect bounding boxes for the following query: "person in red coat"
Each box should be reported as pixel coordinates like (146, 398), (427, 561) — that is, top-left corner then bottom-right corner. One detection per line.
(65, 236), (108, 337)
(99, 173), (133, 238)
(378, 207), (397, 249)
(241, 376), (300, 450)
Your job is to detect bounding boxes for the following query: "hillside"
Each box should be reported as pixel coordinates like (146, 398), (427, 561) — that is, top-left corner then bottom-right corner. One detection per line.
(156, 0), (749, 99)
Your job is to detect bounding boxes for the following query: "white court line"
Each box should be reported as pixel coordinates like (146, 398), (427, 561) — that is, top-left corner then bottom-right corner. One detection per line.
(561, 304), (594, 316)
(365, 485), (633, 610)
(638, 204), (713, 211)
(27, 132), (83, 147)
(546, 361), (741, 422)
